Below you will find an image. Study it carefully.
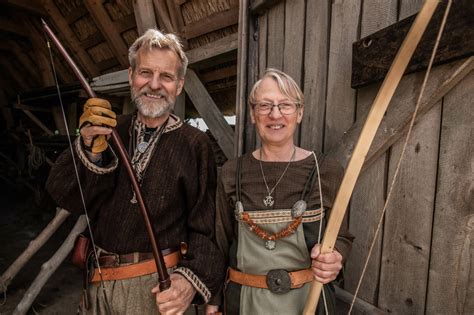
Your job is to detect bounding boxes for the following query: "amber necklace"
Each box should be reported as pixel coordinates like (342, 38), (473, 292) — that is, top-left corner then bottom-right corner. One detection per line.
(259, 146), (296, 207)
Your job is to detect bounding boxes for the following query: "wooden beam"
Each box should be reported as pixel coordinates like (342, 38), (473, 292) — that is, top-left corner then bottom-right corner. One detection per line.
(14, 103), (51, 112)
(1, 0), (47, 15)
(182, 6), (239, 40)
(335, 286), (387, 314)
(0, 41), (41, 83)
(22, 109), (54, 135)
(132, 0), (157, 35)
(0, 19), (29, 37)
(63, 5), (88, 24)
(184, 69), (234, 158)
(250, 0), (283, 15)
(84, 0), (129, 67)
(152, 0), (175, 33)
(187, 33), (238, 65)
(331, 57), (473, 171)
(166, 0), (188, 49)
(0, 59), (30, 91)
(115, 14), (138, 33)
(352, 0), (474, 88)
(41, 0), (100, 77)
(81, 31), (104, 49)
(200, 66), (237, 83)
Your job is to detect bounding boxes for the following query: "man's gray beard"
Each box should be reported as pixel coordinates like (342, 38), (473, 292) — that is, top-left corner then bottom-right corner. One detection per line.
(132, 95), (175, 118)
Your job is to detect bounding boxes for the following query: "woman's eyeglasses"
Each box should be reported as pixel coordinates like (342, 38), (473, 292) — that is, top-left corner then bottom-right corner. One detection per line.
(254, 102), (298, 115)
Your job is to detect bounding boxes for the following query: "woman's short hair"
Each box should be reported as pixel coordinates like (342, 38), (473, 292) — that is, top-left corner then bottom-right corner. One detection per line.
(248, 68), (304, 107)
(128, 29), (188, 79)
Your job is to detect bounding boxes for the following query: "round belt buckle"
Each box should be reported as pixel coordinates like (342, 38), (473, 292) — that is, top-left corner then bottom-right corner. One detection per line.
(266, 269), (291, 294)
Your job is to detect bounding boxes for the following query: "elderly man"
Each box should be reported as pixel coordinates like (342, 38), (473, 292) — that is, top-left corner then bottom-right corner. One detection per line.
(46, 29), (224, 314)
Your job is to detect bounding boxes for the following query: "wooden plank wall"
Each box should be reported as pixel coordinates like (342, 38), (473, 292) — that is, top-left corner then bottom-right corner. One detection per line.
(242, 0), (473, 313)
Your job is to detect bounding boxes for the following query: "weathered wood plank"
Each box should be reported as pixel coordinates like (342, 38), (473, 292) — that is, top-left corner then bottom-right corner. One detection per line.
(84, 0), (129, 67)
(166, 0), (188, 49)
(300, 0), (329, 153)
(236, 0), (250, 156)
(283, 0), (305, 83)
(345, 0), (396, 306)
(250, 0), (282, 15)
(41, 0), (100, 77)
(378, 1), (435, 312)
(152, 0), (175, 33)
(258, 13), (267, 76)
(352, 0), (474, 88)
(266, 1), (284, 70)
(184, 69), (234, 158)
(426, 72), (474, 314)
(324, 0), (360, 152)
(182, 6), (239, 40)
(115, 14), (137, 33)
(132, 0), (157, 35)
(331, 57), (474, 171)
(187, 33), (238, 66)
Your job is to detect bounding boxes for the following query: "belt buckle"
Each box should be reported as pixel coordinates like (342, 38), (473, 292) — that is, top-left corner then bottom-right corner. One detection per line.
(266, 269), (291, 294)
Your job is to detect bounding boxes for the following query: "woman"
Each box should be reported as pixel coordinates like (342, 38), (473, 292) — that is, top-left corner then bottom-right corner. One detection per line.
(209, 69), (353, 314)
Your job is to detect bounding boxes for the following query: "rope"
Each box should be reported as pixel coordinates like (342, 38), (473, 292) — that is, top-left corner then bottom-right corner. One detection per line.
(348, 1), (453, 313)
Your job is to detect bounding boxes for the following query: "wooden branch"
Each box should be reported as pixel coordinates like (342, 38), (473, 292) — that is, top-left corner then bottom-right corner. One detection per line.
(187, 33), (238, 65)
(182, 6), (239, 40)
(41, 0), (100, 77)
(184, 69), (234, 158)
(22, 110), (54, 135)
(0, 208), (70, 293)
(132, 0), (157, 35)
(250, 0), (283, 15)
(331, 56), (473, 171)
(84, 0), (129, 67)
(352, 0), (474, 87)
(13, 214), (87, 315)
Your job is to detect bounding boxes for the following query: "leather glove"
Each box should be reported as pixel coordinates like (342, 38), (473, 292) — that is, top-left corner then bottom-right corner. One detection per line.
(79, 98), (117, 153)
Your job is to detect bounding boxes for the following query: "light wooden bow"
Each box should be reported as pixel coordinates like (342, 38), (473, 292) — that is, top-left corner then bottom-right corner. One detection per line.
(303, 1), (441, 313)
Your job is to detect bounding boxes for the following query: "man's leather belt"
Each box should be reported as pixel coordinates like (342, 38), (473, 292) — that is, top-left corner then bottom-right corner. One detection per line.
(228, 267), (314, 294)
(91, 251), (180, 283)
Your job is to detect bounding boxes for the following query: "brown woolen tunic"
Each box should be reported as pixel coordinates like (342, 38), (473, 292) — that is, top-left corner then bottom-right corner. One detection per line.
(46, 114), (225, 302)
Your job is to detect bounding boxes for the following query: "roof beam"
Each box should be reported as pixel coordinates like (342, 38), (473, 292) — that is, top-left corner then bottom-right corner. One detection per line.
(152, 0), (175, 33)
(84, 0), (129, 68)
(132, 0), (157, 35)
(182, 6), (239, 40)
(0, 41), (41, 83)
(41, 0), (100, 77)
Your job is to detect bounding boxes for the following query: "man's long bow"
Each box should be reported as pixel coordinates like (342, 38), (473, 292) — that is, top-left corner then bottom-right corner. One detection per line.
(41, 19), (171, 291)
(303, 0), (440, 313)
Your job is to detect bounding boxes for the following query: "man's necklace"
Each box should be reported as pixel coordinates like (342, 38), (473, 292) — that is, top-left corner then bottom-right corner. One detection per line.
(259, 147), (296, 207)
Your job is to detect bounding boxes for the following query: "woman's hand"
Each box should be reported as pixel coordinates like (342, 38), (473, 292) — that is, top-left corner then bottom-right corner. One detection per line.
(310, 244), (343, 284)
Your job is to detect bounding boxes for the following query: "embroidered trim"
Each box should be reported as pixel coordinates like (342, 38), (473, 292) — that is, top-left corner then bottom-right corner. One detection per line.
(75, 137), (118, 174)
(174, 267), (211, 303)
(236, 208), (323, 224)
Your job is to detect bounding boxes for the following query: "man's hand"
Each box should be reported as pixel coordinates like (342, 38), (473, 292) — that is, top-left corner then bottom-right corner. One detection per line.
(310, 244), (343, 284)
(79, 98), (116, 154)
(152, 273), (196, 315)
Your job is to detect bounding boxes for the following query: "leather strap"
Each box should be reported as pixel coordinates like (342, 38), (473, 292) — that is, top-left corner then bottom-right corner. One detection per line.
(228, 267), (313, 289)
(91, 251), (180, 283)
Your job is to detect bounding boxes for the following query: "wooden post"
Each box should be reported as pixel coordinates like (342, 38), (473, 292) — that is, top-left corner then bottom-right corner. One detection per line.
(132, 0), (157, 35)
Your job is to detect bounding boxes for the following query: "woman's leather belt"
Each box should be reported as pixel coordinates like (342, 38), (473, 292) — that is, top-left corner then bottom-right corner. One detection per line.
(91, 250), (180, 283)
(228, 267), (314, 294)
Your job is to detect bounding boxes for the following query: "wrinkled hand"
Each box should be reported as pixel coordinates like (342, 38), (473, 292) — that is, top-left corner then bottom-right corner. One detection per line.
(152, 273), (196, 315)
(310, 244), (343, 284)
(79, 98), (116, 153)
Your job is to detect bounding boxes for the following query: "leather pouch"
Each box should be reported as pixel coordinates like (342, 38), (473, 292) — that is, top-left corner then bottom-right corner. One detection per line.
(72, 234), (91, 269)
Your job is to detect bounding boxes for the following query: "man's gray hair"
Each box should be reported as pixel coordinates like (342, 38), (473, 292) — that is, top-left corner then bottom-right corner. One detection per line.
(248, 68), (304, 107)
(128, 29), (188, 79)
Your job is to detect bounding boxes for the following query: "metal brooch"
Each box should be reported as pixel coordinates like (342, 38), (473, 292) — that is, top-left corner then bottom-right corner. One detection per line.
(291, 200), (307, 218)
